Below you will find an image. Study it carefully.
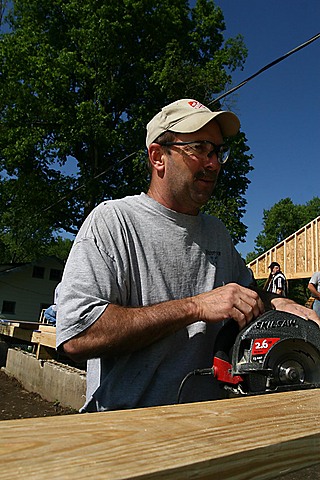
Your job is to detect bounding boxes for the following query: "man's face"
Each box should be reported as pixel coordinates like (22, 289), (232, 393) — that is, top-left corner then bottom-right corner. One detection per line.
(272, 265), (280, 274)
(161, 120), (224, 215)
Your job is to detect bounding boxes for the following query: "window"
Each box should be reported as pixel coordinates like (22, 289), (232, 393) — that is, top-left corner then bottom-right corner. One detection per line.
(32, 266), (45, 279)
(49, 268), (62, 281)
(2, 301), (16, 315)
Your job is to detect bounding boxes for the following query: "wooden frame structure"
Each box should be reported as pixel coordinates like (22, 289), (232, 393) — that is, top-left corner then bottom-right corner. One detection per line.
(247, 216), (320, 280)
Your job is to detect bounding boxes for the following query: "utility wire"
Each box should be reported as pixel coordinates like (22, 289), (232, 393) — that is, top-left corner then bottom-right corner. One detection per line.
(41, 151), (137, 214)
(208, 32), (320, 107)
(36, 32), (320, 217)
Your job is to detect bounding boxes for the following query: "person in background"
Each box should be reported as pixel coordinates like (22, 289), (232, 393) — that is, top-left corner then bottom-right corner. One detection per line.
(43, 283), (61, 326)
(265, 262), (287, 297)
(56, 98), (320, 412)
(307, 272), (320, 317)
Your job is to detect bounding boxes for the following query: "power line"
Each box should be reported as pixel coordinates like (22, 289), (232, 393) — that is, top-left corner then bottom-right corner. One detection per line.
(208, 32), (320, 107)
(41, 151), (137, 214)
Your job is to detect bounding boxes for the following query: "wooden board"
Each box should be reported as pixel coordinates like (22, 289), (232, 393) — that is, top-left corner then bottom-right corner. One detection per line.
(0, 389), (319, 479)
(0, 320), (41, 330)
(0, 324), (33, 342)
(31, 329), (56, 349)
(37, 324), (56, 333)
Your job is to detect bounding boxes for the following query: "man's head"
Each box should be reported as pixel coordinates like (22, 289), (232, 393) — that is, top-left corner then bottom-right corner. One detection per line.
(146, 99), (240, 215)
(146, 99), (240, 148)
(269, 262), (281, 274)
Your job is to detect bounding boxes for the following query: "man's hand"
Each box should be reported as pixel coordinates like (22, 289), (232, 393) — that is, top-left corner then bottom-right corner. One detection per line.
(271, 297), (320, 328)
(193, 283), (265, 329)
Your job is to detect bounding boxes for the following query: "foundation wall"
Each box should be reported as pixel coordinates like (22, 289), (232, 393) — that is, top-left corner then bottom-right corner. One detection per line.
(2, 346), (86, 411)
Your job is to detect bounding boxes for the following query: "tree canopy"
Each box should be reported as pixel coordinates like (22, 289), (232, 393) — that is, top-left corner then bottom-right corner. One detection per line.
(0, 0), (251, 262)
(246, 197), (320, 263)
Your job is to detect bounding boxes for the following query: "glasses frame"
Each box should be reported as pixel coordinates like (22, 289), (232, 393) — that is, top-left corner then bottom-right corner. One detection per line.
(157, 140), (230, 164)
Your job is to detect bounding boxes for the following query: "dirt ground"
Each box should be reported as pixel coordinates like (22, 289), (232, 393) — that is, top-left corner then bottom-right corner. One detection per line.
(0, 369), (77, 420)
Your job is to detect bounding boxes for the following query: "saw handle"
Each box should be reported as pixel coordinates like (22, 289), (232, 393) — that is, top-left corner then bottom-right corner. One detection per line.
(213, 319), (240, 361)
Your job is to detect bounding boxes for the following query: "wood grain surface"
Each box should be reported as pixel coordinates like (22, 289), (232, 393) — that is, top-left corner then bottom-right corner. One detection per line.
(0, 389), (319, 479)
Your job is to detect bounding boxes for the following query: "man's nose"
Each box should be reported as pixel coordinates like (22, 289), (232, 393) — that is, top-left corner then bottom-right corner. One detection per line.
(203, 152), (221, 170)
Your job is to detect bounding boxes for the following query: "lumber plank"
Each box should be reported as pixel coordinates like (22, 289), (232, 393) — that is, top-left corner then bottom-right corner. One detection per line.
(31, 330), (56, 349)
(0, 389), (319, 479)
(0, 320), (41, 329)
(0, 324), (33, 342)
(38, 325), (56, 334)
(31, 330), (56, 359)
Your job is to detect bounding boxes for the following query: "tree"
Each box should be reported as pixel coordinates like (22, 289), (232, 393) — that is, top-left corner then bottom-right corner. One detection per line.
(0, 1), (8, 26)
(246, 197), (320, 261)
(203, 131), (253, 244)
(0, 173), (75, 262)
(0, 0), (250, 262)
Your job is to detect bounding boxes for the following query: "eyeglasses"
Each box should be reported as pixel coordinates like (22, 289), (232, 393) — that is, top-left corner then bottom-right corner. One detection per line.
(158, 140), (230, 164)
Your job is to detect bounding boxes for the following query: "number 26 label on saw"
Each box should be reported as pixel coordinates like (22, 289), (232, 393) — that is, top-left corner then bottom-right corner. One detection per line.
(252, 338), (280, 355)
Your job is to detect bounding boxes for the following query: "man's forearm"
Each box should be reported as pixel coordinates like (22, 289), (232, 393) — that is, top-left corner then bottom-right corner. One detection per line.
(252, 285), (320, 327)
(62, 298), (198, 362)
(308, 283), (320, 300)
(61, 283), (266, 362)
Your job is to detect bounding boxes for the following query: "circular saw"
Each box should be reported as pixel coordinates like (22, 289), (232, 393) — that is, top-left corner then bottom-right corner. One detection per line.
(212, 310), (320, 396)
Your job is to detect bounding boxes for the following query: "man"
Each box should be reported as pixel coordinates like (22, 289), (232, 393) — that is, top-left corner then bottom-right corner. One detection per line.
(308, 272), (320, 317)
(266, 262), (287, 296)
(56, 98), (320, 412)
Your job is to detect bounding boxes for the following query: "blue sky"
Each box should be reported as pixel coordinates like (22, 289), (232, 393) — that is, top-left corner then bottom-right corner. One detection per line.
(209, 0), (320, 258)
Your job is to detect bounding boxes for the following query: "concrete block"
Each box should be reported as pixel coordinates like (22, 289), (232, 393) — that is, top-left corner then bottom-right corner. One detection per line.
(3, 348), (86, 410)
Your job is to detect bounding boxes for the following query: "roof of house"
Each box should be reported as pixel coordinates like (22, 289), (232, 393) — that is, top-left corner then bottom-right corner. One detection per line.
(0, 256), (64, 276)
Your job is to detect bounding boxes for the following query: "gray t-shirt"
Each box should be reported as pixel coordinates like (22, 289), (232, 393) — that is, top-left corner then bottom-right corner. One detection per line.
(56, 193), (252, 411)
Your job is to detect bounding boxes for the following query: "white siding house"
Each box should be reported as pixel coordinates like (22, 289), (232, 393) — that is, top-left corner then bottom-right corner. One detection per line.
(0, 256), (64, 322)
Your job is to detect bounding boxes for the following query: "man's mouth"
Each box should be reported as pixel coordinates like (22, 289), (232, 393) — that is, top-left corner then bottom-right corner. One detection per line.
(195, 170), (217, 183)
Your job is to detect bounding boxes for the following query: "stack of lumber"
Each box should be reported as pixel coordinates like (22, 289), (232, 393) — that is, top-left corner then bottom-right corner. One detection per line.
(0, 320), (56, 359)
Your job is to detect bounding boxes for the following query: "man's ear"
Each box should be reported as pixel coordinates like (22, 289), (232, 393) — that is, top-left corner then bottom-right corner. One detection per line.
(148, 143), (166, 172)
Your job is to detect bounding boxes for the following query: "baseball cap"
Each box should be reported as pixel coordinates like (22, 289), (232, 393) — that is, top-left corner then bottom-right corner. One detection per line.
(146, 99), (240, 148)
(269, 262), (280, 269)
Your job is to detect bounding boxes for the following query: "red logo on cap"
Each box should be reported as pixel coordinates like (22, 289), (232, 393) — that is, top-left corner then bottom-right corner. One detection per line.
(188, 101), (205, 109)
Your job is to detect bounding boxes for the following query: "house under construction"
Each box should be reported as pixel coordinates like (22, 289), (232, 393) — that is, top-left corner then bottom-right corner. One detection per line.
(247, 216), (320, 280)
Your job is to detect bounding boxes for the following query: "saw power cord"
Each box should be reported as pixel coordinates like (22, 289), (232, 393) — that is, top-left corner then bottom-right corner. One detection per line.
(177, 368), (214, 404)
